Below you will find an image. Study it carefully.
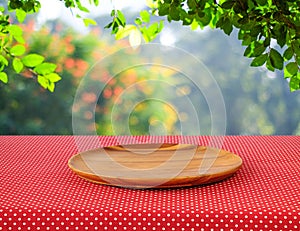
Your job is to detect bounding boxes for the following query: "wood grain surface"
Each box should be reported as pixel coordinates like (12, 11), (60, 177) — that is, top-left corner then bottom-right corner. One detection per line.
(68, 143), (243, 189)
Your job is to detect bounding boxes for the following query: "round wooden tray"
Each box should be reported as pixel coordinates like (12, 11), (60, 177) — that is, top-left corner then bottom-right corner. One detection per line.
(68, 143), (242, 189)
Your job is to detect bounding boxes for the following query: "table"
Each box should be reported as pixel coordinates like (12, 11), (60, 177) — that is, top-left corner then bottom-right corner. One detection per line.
(0, 136), (299, 230)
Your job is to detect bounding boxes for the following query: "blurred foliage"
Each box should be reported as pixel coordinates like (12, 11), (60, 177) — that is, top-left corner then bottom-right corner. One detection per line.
(0, 18), (299, 135)
(105, 0), (300, 91)
(153, 0), (300, 91)
(172, 23), (300, 135)
(0, 4), (62, 91)
(0, 0), (99, 90)
(0, 20), (99, 134)
(73, 53), (181, 135)
(97, 68), (180, 135)
(0, 20), (181, 135)
(2, 0), (300, 91)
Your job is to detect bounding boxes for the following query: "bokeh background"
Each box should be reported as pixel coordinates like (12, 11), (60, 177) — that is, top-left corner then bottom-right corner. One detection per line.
(1, 2), (300, 135)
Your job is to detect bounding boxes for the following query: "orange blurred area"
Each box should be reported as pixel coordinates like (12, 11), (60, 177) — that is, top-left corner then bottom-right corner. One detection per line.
(82, 92), (97, 104)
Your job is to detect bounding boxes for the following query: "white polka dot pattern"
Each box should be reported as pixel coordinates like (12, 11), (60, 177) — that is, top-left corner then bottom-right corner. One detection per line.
(0, 136), (299, 230)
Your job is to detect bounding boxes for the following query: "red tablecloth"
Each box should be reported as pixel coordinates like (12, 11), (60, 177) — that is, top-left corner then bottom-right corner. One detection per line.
(0, 136), (299, 230)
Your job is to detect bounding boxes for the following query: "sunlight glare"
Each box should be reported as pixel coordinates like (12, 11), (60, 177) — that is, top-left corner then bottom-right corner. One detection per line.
(159, 28), (176, 46)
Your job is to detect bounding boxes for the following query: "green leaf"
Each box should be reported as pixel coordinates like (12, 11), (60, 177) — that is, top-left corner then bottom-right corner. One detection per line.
(135, 18), (142, 26)
(48, 82), (55, 92)
(14, 35), (25, 44)
(292, 40), (300, 56)
(93, 0), (99, 6)
(117, 10), (126, 26)
(0, 72), (8, 84)
(65, 0), (75, 7)
(272, 24), (287, 48)
(34, 63), (57, 75)
(9, 0), (23, 9)
(264, 37), (271, 47)
(141, 29), (150, 43)
(13, 58), (24, 73)
(111, 21), (119, 34)
(83, 18), (97, 27)
(8, 25), (25, 43)
(158, 3), (170, 16)
(76, 1), (90, 13)
(269, 48), (284, 70)
(244, 41), (266, 58)
(253, 43), (266, 57)
(115, 25), (136, 40)
(16, 9), (27, 23)
(221, 1), (235, 9)
(289, 76), (300, 92)
(256, 0), (267, 6)
(148, 22), (160, 35)
(10, 44), (26, 56)
(191, 19), (198, 30)
(140, 10), (150, 23)
(141, 21), (163, 42)
(266, 56), (275, 71)
(37, 75), (48, 89)
(283, 47), (293, 61)
(223, 18), (233, 35)
(22, 0), (35, 12)
(104, 22), (113, 29)
(250, 25), (262, 37)
(196, 11), (212, 28)
(0, 55), (8, 66)
(158, 20), (164, 33)
(250, 53), (268, 67)
(187, 0), (197, 8)
(284, 62), (298, 77)
(33, 1), (41, 12)
(216, 16), (225, 29)
(8, 25), (23, 36)
(22, 54), (45, 67)
(169, 5), (180, 21)
(241, 34), (252, 46)
(110, 9), (116, 17)
(45, 73), (62, 82)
